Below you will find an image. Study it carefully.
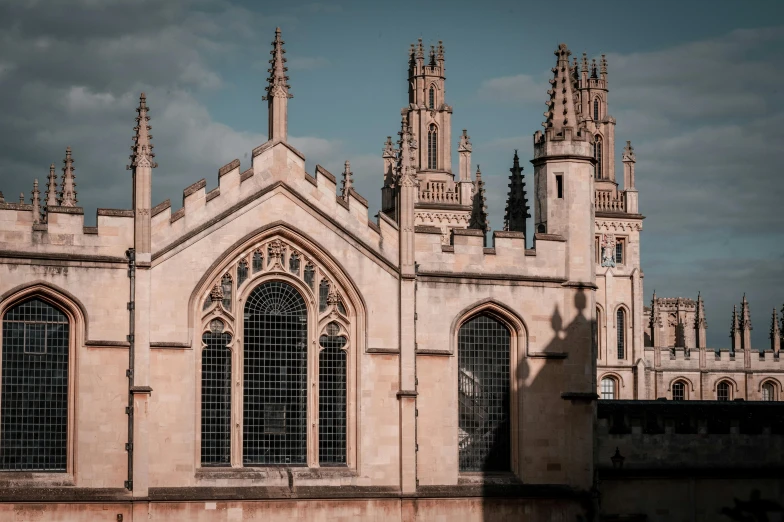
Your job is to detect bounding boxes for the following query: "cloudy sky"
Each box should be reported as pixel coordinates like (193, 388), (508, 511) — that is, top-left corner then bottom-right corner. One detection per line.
(1, 0), (782, 348)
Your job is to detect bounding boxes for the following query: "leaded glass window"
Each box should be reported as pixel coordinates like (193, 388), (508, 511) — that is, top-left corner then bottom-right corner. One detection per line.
(762, 382), (775, 401)
(717, 381), (730, 401)
(237, 259), (249, 287)
(428, 85), (435, 109)
(1, 298), (69, 471)
(600, 377), (616, 400)
(615, 241), (624, 264)
(672, 381), (685, 401)
(458, 314), (510, 472)
(252, 251), (263, 273)
(289, 252), (300, 275)
(427, 124), (438, 170)
(595, 136), (602, 179)
(221, 274), (232, 311)
(243, 281), (308, 465)
(201, 331), (232, 466)
(594, 97), (600, 121)
(616, 309), (625, 359)
(319, 322), (347, 466)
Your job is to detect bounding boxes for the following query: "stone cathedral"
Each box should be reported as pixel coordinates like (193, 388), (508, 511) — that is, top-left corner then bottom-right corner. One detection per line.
(0, 29), (782, 522)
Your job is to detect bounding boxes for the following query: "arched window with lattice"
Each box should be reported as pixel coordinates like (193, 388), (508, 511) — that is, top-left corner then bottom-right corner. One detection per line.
(616, 308), (626, 359)
(595, 135), (603, 179)
(428, 124), (438, 170)
(428, 85), (435, 110)
(600, 377), (617, 400)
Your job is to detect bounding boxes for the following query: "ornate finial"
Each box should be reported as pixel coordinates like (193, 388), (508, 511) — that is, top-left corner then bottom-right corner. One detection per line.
(591, 58), (598, 79)
(19, 192), (24, 204)
(263, 27), (292, 102)
(128, 93), (158, 170)
(504, 149), (530, 233)
(581, 52), (588, 73)
(209, 283), (224, 303)
(31, 178), (40, 225)
(731, 304), (739, 333)
(341, 160), (353, 200)
(0, 191), (4, 203)
(437, 40), (444, 61)
(771, 308), (780, 338)
(469, 165), (488, 234)
(458, 129), (471, 153)
(416, 38), (424, 59)
(695, 292), (707, 329)
(543, 43), (577, 134)
(601, 54), (607, 76)
(59, 147), (77, 206)
(622, 140), (636, 162)
(741, 294), (752, 331)
(45, 162), (58, 210)
(429, 45), (436, 66)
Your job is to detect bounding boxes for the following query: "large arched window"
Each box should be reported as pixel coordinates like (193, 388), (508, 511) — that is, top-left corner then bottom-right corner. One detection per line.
(616, 308), (626, 359)
(428, 124), (438, 170)
(672, 380), (686, 401)
(458, 314), (510, 472)
(243, 281), (308, 465)
(428, 85), (435, 110)
(1, 298), (69, 471)
(761, 381), (775, 402)
(198, 234), (356, 469)
(717, 381), (731, 401)
(600, 377), (616, 399)
(594, 135), (603, 179)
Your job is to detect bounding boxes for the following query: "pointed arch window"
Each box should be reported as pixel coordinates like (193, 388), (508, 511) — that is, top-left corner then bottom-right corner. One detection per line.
(594, 135), (603, 179)
(1, 298), (69, 471)
(593, 97), (600, 121)
(600, 377), (616, 400)
(427, 124), (438, 170)
(458, 314), (510, 472)
(319, 321), (348, 465)
(201, 330), (232, 465)
(616, 308), (626, 359)
(717, 381), (731, 401)
(428, 85), (435, 109)
(762, 382), (775, 401)
(672, 381), (686, 401)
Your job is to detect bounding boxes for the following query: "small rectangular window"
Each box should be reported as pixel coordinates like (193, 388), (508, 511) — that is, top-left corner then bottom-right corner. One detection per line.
(555, 174), (564, 199)
(615, 240), (624, 264)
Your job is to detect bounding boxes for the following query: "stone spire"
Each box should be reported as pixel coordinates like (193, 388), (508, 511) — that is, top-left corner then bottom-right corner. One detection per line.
(381, 136), (397, 216)
(771, 308), (780, 354)
(503, 150), (530, 233)
(45, 163), (58, 211)
(622, 140), (636, 189)
(263, 27), (292, 142)
(19, 193), (24, 204)
(436, 40), (444, 66)
(731, 305), (740, 352)
(600, 54), (608, 81)
(31, 179), (40, 225)
(59, 147), (77, 207)
(591, 58), (598, 79)
(740, 294), (752, 352)
(128, 93), (158, 170)
(468, 165), (488, 237)
(543, 44), (579, 136)
(695, 292), (707, 349)
(341, 160), (353, 201)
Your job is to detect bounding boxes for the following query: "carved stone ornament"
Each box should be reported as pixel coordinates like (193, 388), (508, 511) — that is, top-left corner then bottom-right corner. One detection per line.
(600, 233), (616, 267)
(210, 318), (224, 333)
(210, 283), (224, 303)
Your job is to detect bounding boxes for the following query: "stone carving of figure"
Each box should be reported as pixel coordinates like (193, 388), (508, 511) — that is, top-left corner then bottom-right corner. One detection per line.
(600, 234), (616, 267)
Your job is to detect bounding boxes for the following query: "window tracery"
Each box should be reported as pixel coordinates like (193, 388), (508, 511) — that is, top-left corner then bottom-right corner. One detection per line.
(428, 124), (438, 170)
(198, 235), (354, 468)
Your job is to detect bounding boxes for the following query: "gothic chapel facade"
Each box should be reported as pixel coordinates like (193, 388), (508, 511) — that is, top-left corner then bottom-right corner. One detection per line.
(0, 30), (627, 520)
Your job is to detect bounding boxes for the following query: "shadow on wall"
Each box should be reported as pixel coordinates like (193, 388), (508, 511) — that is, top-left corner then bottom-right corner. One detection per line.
(721, 490), (784, 522)
(471, 288), (596, 522)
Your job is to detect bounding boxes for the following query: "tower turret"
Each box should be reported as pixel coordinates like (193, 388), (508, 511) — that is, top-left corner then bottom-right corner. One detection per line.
(263, 28), (292, 143)
(503, 150), (530, 234)
(533, 43), (595, 284)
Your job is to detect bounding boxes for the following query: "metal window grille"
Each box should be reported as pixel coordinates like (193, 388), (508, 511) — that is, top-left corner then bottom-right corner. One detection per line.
(600, 378), (616, 400)
(252, 251), (263, 273)
(289, 252), (300, 275)
(237, 260), (248, 287)
(304, 264), (315, 290)
(717, 381), (730, 401)
(201, 332), (232, 466)
(243, 281), (307, 465)
(1, 298), (69, 471)
(457, 314), (510, 472)
(319, 327), (347, 466)
(221, 274), (232, 311)
(427, 124), (438, 170)
(616, 309), (625, 359)
(615, 242), (623, 264)
(319, 279), (329, 313)
(595, 137), (602, 179)
(762, 383), (774, 402)
(672, 381), (685, 401)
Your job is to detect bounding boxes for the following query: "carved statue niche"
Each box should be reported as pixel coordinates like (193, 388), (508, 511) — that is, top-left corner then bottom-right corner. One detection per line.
(600, 233), (616, 267)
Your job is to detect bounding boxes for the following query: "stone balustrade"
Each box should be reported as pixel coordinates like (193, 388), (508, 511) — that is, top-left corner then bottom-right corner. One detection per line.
(595, 189), (626, 213)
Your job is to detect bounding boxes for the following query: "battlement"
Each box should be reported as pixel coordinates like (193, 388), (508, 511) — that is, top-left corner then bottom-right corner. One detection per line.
(533, 128), (593, 159)
(414, 226), (566, 281)
(150, 140), (394, 264)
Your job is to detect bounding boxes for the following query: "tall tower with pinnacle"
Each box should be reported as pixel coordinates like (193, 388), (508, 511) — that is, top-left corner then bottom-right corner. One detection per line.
(263, 28), (293, 143)
(388, 38), (473, 242)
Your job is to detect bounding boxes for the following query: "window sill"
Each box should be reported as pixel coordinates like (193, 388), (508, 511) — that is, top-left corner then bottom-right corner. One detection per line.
(0, 472), (74, 488)
(195, 466), (357, 483)
(457, 472), (521, 486)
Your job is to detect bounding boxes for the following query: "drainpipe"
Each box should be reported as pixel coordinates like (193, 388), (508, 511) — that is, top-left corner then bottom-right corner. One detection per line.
(125, 248), (135, 491)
